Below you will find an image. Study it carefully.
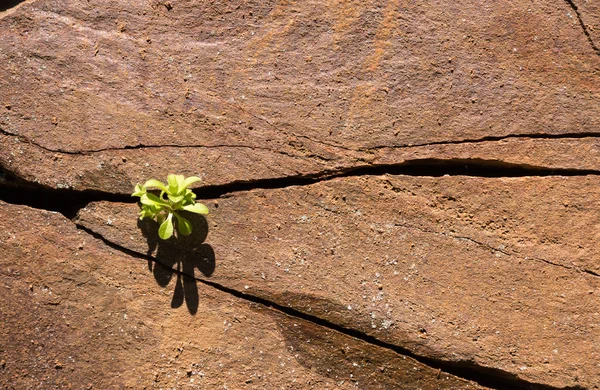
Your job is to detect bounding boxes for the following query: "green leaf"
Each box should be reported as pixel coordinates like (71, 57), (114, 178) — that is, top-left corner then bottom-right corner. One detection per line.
(140, 193), (170, 208)
(182, 189), (196, 204)
(167, 174), (184, 195)
(135, 175), (211, 239)
(168, 194), (185, 204)
(158, 213), (174, 240)
(156, 212), (165, 225)
(139, 206), (156, 220)
(186, 189), (197, 199)
(174, 212), (192, 235)
(132, 184), (146, 197)
(183, 202), (209, 215)
(175, 175), (185, 192)
(181, 176), (201, 190)
(142, 179), (168, 193)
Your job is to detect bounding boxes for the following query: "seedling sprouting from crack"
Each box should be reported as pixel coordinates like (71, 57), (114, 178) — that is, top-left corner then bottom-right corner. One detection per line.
(132, 174), (209, 240)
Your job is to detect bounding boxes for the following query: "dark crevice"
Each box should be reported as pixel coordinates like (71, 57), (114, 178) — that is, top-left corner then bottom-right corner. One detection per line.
(0, 0), (27, 13)
(194, 158), (600, 199)
(363, 132), (600, 151)
(584, 269), (600, 277)
(563, 0), (600, 55)
(0, 171), (131, 219)
(4, 126), (600, 155)
(2, 158), (600, 218)
(74, 223), (584, 390)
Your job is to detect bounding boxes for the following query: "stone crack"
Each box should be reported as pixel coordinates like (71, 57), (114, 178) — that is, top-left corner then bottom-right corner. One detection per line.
(72, 221), (585, 390)
(563, 0), (600, 55)
(393, 222), (598, 278)
(359, 132), (600, 151)
(0, 127), (301, 159)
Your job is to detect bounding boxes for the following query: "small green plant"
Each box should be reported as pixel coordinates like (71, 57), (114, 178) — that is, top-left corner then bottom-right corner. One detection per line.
(132, 174), (209, 240)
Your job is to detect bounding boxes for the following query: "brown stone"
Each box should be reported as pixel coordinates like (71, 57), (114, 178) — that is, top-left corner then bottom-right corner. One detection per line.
(0, 200), (483, 389)
(2, 0), (600, 388)
(3, 129), (600, 193)
(571, 0), (600, 51)
(1, 0), (600, 192)
(76, 175), (600, 388)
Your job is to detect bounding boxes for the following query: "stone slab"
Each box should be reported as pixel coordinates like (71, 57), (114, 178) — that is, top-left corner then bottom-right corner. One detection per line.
(76, 175), (600, 388)
(1, 0), (600, 192)
(0, 200), (483, 389)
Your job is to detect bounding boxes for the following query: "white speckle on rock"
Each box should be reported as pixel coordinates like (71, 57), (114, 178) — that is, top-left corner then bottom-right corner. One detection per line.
(381, 319), (394, 329)
(298, 215), (310, 223)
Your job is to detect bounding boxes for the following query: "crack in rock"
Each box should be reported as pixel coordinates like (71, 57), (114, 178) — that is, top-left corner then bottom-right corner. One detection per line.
(563, 0), (600, 55)
(360, 132), (600, 151)
(72, 221), (586, 390)
(2, 157), (600, 214)
(6, 125), (600, 159)
(393, 222), (598, 278)
(0, 126), (301, 158)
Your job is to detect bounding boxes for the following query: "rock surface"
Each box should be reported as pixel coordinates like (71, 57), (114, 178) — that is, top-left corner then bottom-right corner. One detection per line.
(3, 129), (600, 194)
(572, 0), (600, 52)
(1, 0), (600, 192)
(76, 174), (600, 389)
(0, 200), (483, 389)
(1, 0), (600, 389)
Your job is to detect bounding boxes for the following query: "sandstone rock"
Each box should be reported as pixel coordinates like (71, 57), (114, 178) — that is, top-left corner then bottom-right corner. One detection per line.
(2, 0), (600, 388)
(571, 0), (600, 52)
(76, 175), (600, 388)
(0, 200), (483, 389)
(0, 131), (333, 193)
(1, 0), (600, 192)
(3, 129), (600, 194)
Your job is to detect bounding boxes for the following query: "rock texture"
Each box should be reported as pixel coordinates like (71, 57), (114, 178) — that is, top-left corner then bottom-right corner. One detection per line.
(0, 201), (483, 389)
(1, 0), (600, 192)
(1, 0), (600, 389)
(3, 128), (600, 194)
(571, 0), (600, 53)
(76, 175), (600, 389)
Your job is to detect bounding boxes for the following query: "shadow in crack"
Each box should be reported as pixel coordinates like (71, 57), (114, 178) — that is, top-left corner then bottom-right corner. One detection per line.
(138, 212), (215, 315)
(0, 0), (27, 13)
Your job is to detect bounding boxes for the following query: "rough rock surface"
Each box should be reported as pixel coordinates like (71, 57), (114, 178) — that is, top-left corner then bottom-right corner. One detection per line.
(76, 175), (600, 389)
(1, 0), (600, 389)
(3, 129), (600, 194)
(1, 0), (600, 192)
(0, 201), (483, 389)
(571, 0), (600, 52)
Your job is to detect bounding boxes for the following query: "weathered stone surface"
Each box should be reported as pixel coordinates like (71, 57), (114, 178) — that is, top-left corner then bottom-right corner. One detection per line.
(2, 0), (600, 388)
(571, 0), (600, 51)
(77, 175), (600, 388)
(0, 200), (483, 389)
(0, 130), (338, 192)
(3, 130), (600, 193)
(1, 0), (600, 191)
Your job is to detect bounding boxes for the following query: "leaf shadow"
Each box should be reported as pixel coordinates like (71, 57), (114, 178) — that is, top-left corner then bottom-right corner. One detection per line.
(137, 212), (215, 315)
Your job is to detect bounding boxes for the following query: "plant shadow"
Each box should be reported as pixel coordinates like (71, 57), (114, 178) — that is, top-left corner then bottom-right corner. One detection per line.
(138, 212), (215, 315)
